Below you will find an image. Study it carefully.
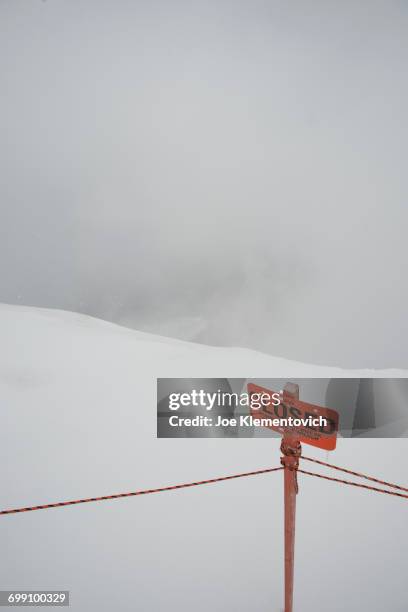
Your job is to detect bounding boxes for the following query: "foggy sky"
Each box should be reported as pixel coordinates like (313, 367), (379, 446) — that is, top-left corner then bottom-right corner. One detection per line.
(1, 0), (407, 368)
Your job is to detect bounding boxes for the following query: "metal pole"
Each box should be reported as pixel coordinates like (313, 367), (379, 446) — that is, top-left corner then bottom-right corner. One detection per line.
(280, 383), (301, 612)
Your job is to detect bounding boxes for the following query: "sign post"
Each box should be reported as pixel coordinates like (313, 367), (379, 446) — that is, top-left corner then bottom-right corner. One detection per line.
(280, 384), (301, 612)
(247, 381), (339, 612)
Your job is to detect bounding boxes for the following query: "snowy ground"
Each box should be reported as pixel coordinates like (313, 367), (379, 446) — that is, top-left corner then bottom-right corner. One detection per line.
(1, 304), (407, 611)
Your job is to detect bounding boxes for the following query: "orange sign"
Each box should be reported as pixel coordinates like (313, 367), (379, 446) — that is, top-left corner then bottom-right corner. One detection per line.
(247, 383), (339, 450)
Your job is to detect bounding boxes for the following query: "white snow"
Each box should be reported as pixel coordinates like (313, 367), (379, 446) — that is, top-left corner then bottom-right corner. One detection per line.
(1, 303), (407, 611)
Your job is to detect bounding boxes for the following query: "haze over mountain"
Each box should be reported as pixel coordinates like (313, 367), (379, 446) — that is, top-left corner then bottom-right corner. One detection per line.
(1, 1), (407, 368)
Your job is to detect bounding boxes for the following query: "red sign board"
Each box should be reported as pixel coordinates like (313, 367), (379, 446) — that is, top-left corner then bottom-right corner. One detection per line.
(247, 383), (339, 450)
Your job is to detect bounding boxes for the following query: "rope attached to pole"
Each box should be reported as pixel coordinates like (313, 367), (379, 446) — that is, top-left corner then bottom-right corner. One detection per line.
(0, 467), (283, 516)
(301, 455), (408, 493)
(2, 455), (408, 516)
(298, 468), (408, 500)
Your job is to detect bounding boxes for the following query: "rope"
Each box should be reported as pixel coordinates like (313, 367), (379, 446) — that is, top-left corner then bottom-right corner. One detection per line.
(301, 455), (408, 494)
(298, 469), (408, 500)
(2, 456), (408, 516)
(0, 467), (283, 516)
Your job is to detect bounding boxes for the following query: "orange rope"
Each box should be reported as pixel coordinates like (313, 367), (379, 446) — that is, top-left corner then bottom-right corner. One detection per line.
(0, 467), (283, 516)
(301, 455), (408, 493)
(3, 456), (408, 516)
(298, 469), (408, 500)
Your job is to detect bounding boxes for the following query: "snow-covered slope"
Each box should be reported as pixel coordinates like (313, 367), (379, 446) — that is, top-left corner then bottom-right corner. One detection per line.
(1, 304), (407, 612)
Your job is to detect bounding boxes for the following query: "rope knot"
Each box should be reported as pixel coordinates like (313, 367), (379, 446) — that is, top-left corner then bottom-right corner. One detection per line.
(280, 439), (301, 494)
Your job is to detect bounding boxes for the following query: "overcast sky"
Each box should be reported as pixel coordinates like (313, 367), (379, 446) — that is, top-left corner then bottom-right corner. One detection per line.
(1, 0), (407, 368)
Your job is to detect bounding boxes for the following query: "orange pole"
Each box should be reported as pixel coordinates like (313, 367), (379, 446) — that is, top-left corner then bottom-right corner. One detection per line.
(280, 383), (301, 612)
(281, 436), (301, 612)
